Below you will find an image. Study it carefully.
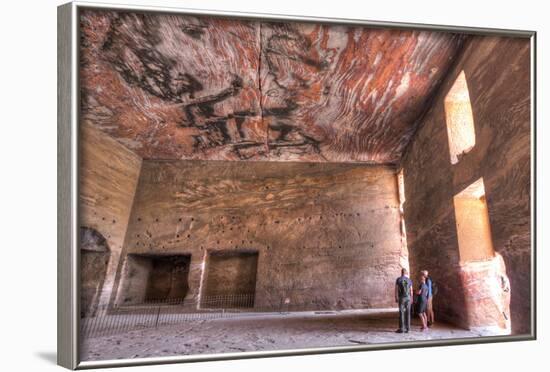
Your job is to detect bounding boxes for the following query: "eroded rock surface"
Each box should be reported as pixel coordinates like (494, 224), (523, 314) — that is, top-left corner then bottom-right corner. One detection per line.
(401, 36), (531, 334)
(80, 9), (465, 163)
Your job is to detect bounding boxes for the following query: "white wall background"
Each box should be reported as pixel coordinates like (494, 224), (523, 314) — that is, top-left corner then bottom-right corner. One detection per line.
(0, 0), (546, 370)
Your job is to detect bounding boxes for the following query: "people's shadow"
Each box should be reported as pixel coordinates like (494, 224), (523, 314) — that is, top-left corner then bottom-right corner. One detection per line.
(35, 351), (57, 365)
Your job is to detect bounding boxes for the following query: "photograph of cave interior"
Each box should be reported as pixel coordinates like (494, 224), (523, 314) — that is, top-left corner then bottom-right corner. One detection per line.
(78, 8), (532, 361)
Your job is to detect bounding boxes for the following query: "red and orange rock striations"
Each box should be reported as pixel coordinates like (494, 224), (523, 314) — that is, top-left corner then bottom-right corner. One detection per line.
(261, 23), (464, 162)
(80, 9), (466, 163)
(80, 10), (265, 161)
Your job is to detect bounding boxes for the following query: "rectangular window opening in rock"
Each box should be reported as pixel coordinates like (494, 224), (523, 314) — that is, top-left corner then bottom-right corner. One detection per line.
(445, 70), (476, 165)
(453, 178), (496, 263)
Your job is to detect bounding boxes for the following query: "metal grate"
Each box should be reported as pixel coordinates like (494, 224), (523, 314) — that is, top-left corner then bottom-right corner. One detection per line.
(81, 293), (258, 338)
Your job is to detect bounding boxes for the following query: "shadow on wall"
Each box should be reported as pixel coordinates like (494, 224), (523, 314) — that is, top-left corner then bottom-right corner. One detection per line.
(404, 205), (472, 332)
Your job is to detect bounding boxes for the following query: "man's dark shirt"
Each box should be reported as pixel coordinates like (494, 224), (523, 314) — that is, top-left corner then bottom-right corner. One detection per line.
(396, 275), (413, 299)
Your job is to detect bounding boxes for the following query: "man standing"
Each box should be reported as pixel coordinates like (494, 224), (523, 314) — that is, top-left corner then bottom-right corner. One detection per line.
(421, 270), (435, 326)
(395, 268), (413, 333)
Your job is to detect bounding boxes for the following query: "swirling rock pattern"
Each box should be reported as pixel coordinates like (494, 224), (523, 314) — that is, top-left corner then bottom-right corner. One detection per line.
(261, 23), (465, 162)
(80, 9), (465, 163)
(80, 10), (265, 160)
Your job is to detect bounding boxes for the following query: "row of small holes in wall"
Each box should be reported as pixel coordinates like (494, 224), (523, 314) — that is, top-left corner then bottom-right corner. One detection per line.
(131, 211), (391, 225)
(134, 243), (273, 251)
(130, 210), (377, 248)
(136, 217), (195, 222)
(133, 240), (364, 251)
(92, 211), (117, 224)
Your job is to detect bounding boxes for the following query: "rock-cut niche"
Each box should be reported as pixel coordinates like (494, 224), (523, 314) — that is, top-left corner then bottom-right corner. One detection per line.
(80, 226), (111, 317)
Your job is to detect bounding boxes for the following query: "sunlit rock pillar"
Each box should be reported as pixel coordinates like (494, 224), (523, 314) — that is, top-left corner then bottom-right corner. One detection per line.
(459, 254), (511, 334)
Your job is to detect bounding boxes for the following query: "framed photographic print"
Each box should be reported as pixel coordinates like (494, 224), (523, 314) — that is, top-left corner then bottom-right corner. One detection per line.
(57, 1), (536, 369)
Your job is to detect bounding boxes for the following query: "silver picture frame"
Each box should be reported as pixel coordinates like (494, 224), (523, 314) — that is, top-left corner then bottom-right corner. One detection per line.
(58, 1), (537, 369)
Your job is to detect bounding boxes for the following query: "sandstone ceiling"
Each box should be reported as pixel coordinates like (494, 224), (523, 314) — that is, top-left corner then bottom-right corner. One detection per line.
(80, 9), (466, 163)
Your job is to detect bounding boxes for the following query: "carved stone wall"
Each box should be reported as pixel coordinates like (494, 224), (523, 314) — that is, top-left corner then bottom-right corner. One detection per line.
(401, 36), (531, 334)
(115, 161), (405, 311)
(79, 123), (143, 312)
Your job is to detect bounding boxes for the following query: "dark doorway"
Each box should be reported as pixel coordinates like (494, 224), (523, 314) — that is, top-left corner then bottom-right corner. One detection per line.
(119, 254), (191, 305)
(144, 255), (191, 303)
(201, 251), (259, 309)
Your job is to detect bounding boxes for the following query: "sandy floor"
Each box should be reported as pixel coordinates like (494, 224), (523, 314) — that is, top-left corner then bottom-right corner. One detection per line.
(81, 309), (489, 361)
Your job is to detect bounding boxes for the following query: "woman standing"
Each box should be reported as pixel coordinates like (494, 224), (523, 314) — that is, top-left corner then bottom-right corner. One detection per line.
(416, 275), (429, 331)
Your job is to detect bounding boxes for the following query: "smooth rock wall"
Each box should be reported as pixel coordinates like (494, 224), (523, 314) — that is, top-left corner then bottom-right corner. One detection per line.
(114, 160), (405, 311)
(79, 123), (143, 313)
